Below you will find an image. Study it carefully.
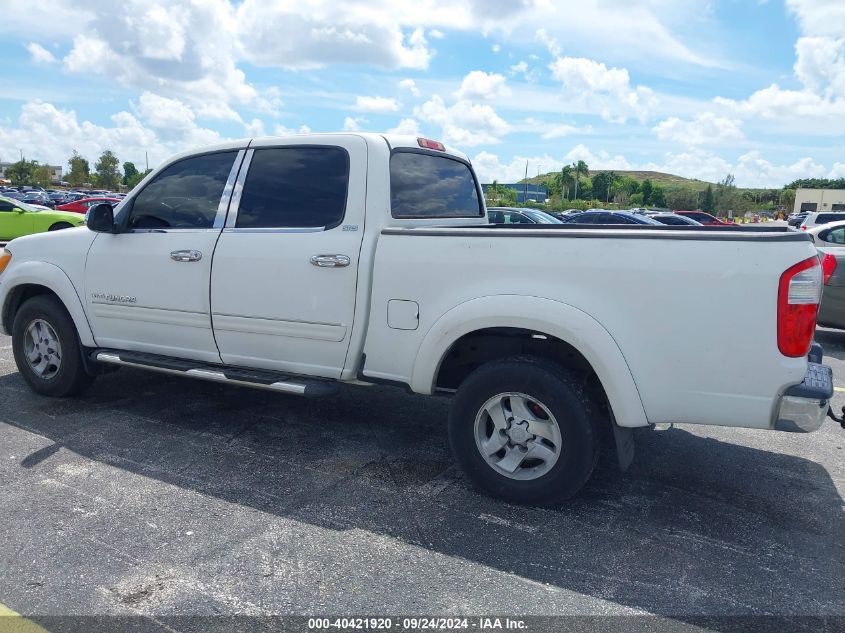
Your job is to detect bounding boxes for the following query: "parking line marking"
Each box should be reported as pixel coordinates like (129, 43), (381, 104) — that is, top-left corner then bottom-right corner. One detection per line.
(835, 387), (845, 393)
(0, 603), (50, 633)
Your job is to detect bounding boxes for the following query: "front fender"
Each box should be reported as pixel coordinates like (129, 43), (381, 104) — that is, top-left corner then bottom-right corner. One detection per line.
(410, 295), (649, 428)
(0, 260), (95, 346)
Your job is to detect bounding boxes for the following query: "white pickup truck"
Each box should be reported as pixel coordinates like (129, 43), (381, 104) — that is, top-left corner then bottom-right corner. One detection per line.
(0, 134), (835, 503)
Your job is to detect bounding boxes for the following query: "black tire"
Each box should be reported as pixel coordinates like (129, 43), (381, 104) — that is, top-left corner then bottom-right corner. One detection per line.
(12, 295), (95, 397)
(48, 222), (74, 231)
(448, 356), (599, 505)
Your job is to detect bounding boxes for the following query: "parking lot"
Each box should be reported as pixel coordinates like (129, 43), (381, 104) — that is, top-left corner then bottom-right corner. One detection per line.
(0, 327), (843, 630)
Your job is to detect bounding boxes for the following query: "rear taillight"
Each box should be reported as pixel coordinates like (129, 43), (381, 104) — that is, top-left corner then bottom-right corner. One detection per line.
(777, 256), (822, 357)
(821, 252), (837, 285)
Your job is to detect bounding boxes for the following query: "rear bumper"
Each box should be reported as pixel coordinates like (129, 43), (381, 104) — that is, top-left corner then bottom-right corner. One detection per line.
(773, 362), (833, 433)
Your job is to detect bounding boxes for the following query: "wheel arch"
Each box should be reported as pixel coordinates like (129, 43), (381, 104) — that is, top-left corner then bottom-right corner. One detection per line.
(1, 261), (95, 346)
(410, 295), (649, 429)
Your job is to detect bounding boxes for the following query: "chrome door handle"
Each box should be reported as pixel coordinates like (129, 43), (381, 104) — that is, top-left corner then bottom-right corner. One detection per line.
(310, 254), (351, 268)
(170, 249), (202, 262)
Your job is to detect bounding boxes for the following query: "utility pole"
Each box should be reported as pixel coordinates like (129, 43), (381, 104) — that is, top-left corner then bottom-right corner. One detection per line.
(523, 160), (528, 205)
(573, 164), (579, 201)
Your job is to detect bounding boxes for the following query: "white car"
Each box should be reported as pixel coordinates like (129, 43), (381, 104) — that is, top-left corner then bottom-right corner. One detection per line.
(799, 211), (845, 230)
(0, 133), (834, 504)
(806, 219), (845, 246)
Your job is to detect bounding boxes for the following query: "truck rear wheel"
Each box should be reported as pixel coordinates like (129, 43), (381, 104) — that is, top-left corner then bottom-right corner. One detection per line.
(12, 295), (95, 397)
(448, 356), (599, 505)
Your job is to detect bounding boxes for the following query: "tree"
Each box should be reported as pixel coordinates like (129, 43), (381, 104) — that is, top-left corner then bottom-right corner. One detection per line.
(485, 181), (517, 206)
(572, 160), (588, 201)
(666, 188), (699, 211)
(780, 188), (796, 214)
(94, 150), (121, 190)
(591, 171), (615, 203)
(5, 160), (35, 186)
(125, 168), (151, 190)
(557, 165), (575, 200)
(68, 151), (90, 188)
(702, 184), (716, 213)
(122, 161), (139, 187)
(640, 179), (653, 205)
(650, 184), (666, 208)
(33, 163), (53, 188)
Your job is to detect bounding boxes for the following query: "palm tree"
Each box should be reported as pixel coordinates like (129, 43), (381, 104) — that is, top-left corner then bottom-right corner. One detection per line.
(572, 160), (588, 201)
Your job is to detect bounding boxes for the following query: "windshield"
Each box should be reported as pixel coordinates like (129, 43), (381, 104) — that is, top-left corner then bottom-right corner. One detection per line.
(0, 196), (38, 212)
(522, 209), (562, 224)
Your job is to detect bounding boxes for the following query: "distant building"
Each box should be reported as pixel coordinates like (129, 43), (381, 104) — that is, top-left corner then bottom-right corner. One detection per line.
(793, 187), (845, 214)
(482, 183), (547, 203)
(0, 162), (63, 183)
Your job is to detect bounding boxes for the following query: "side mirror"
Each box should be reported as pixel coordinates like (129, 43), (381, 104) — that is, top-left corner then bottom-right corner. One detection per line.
(15, 207), (26, 213)
(87, 203), (116, 233)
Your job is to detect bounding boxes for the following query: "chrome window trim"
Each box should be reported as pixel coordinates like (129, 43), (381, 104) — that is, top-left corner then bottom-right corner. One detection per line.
(225, 148), (254, 229)
(125, 228), (222, 234)
(214, 149), (245, 229)
(221, 226), (325, 234)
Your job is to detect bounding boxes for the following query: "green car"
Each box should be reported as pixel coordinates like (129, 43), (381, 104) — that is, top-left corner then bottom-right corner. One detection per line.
(0, 195), (85, 240)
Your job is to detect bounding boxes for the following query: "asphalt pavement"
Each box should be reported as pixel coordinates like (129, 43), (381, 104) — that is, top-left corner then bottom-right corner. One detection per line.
(0, 330), (842, 631)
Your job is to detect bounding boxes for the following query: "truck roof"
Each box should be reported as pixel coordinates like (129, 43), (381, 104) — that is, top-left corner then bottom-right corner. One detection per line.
(160, 133), (470, 166)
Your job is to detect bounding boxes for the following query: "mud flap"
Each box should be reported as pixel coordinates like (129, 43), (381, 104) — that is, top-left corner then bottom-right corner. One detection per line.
(610, 410), (635, 471)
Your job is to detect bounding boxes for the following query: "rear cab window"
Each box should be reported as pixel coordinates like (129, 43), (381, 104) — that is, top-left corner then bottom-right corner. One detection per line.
(390, 151), (483, 219)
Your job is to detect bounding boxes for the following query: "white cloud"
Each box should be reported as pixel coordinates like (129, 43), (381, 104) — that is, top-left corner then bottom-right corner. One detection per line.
(510, 61), (528, 75)
(541, 124), (589, 139)
(491, 44), (501, 53)
(456, 70), (511, 101)
(653, 112), (743, 145)
(236, 1), (434, 70)
(354, 96), (401, 113)
(387, 118), (421, 135)
(343, 116), (364, 132)
(415, 95), (510, 146)
(135, 92), (196, 132)
(272, 123), (312, 136)
(471, 150), (564, 183)
(0, 99), (225, 169)
(564, 144), (632, 170)
(398, 78), (421, 97)
(244, 118), (266, 137)
(548, 57), (657, 122)
(25, 42), (57, 64)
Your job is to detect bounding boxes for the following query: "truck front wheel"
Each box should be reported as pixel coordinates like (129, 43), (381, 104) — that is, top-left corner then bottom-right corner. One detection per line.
(12, 295), (95, 397)
(448, 356), (599, 505)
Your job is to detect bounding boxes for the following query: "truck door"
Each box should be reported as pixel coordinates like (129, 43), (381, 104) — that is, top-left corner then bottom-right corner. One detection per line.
(210, 136), (367, 379)
(84, 150), (243, 363)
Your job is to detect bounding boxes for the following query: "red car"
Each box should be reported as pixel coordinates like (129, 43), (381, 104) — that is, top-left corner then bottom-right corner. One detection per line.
(674, 210), (735, 225)
(56, 197), (121, 214)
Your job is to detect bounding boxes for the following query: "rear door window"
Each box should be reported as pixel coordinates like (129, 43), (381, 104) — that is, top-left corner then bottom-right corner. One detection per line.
(815, 214), (845, 225)
(390, 151), (482, 219)
(236, 147), (349, 229)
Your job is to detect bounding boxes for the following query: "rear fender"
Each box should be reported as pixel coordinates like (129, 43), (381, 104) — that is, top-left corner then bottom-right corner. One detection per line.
(410, 295), (649, 428)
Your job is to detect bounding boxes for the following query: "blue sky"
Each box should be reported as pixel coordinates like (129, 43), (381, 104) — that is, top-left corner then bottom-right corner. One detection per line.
(0, 0), (843, 187)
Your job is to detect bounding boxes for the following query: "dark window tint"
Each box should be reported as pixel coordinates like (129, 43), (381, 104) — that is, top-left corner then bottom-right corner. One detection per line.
(823, 227), (845, 244)
(236, 147), (349, 229)
(815, 213), (845, 225)
(832, 204), (845, 211)
(800, 202), (818, 212)
(566, 213), (597, 224)
(0, 200), (16, 212)
(390, 152), (481, 218)
(128, 152), (236, 229)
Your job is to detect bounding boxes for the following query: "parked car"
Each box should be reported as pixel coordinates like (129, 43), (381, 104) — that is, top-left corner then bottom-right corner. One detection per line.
(487, 207), (563, 224)
(0, 133), (833, 505)
(805, 220), (845, 247)
(561, 210), (663, 225)
(56, 197), (121, 215)
(674, 211), (734, 225)
(650, 213), (703, 226)
(788, 212), (809, 227)
(799, 212), (845, 231)
(21, 192), (55, 209)
(0, 195), (85, 240)
(817, 248), (845, 330)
